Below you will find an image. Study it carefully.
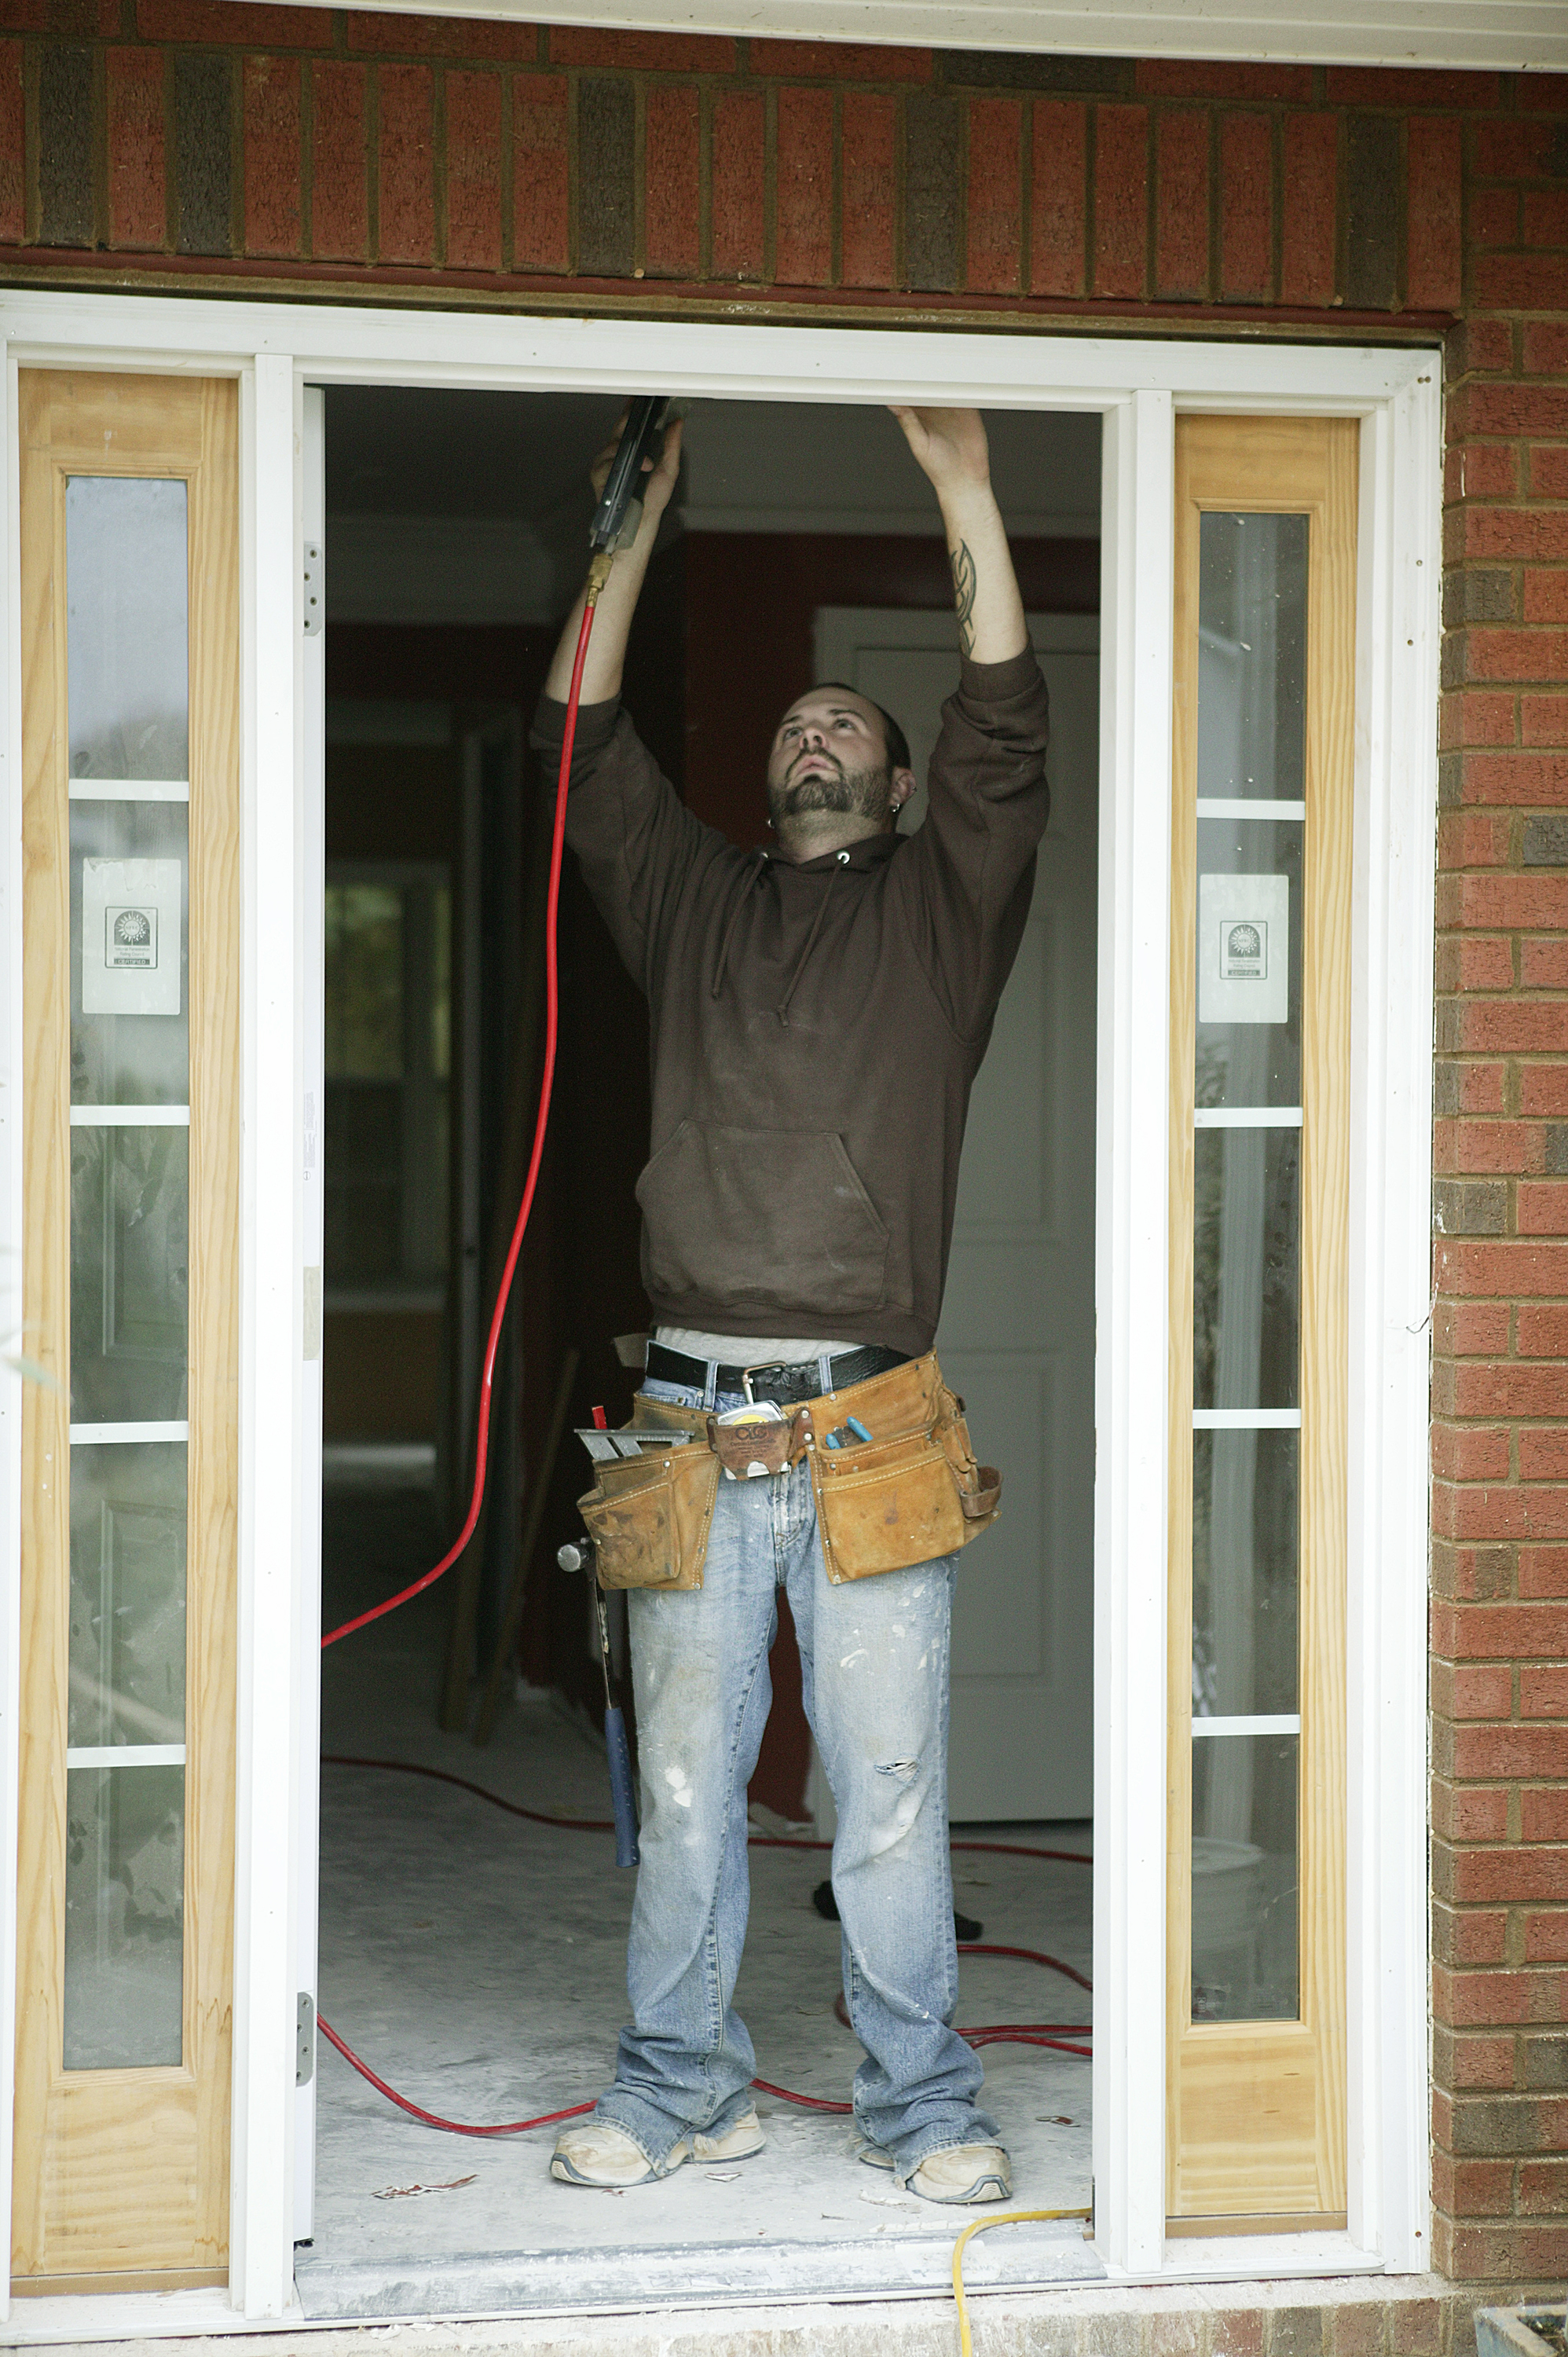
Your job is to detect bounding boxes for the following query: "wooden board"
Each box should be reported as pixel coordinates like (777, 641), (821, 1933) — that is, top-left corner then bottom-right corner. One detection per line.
(14, 372), (240, 2278)
(1166, 414), (1357, 2221)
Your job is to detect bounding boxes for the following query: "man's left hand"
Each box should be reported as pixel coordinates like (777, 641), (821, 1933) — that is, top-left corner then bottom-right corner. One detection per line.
(888, 406), (992, 499)
(888, 407), (1027, 667)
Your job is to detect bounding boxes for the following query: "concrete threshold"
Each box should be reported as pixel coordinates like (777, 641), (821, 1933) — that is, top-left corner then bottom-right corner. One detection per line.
(292, 2214), (1102, 2319)
(1, 2270), (1548, 2357)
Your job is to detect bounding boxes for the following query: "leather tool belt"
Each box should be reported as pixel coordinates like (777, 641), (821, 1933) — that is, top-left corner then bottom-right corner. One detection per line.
(577, 1351), (1001, 1593)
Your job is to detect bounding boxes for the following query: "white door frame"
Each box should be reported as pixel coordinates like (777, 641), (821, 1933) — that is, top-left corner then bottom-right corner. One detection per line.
(0, 291), (1440, 2330)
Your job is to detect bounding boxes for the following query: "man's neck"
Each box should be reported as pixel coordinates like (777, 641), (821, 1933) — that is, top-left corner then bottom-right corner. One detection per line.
(771, 812), (895, 863)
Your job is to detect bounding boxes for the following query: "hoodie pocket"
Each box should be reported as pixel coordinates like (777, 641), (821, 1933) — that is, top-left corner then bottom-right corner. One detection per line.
(636, 1122), (892, 1316)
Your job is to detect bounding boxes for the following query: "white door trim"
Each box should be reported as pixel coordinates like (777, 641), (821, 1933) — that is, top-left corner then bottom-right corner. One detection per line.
(229, 350), (308, 2321)
(1343, 372), (1442, 2278)
(1094, 385), (1176, 2276)
(293, 383), (327, 2250)
(248, 0), (1568, 74)
(0, 288), (1439, 2329)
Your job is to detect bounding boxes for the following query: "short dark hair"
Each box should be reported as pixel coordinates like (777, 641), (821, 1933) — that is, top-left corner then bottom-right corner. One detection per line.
(812, 684), (912, 778)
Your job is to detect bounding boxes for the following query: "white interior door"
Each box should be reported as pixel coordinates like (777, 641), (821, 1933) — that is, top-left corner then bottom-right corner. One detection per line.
(295, 384), (326, 2241)
(814, 607), (1097, 1821)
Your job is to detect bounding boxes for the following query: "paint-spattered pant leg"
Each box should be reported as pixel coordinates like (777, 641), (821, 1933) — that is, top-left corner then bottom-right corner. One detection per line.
(592, 1468), (779, 2168)
(783, 1508), (998, 2179)
(594, 1409), (995, 2179)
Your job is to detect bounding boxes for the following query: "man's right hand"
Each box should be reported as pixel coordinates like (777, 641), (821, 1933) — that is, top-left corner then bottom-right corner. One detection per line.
(590, 412), (684, 535)
(544, 413), (683, 707)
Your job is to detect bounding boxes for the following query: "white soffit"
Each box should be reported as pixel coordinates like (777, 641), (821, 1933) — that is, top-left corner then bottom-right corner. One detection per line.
(306, 0), (1566, 73)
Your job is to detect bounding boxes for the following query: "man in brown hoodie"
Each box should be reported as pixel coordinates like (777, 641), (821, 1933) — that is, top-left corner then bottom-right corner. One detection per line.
(534, 409), (1050, 2204)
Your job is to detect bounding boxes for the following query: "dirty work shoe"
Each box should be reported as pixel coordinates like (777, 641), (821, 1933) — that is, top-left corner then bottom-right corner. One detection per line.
(907, 2144), (1013, 2205)
(694, 2106), (766, 2162)
(856, 2137), (1013, 2204)
(552, 2107), (765, 2187)
(551, 2121), (688, 2187)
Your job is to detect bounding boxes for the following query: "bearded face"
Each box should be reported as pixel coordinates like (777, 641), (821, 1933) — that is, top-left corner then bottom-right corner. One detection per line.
(766, 745), (893, 830)
(764, 689), (904, 841)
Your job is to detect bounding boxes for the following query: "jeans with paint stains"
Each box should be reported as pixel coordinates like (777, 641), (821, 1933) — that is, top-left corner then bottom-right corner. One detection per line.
(590, 1381), (998, 2182)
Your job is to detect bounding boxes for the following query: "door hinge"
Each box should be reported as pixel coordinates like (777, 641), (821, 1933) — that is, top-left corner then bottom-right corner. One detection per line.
(302, 541), (324, 636)
(297, 1990), (316, 2086)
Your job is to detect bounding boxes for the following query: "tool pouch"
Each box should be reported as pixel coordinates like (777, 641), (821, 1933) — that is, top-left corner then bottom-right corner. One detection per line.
(704, 1407), (815, 1480)
(577, 1357), (998, 1590)
(808, 1352), (1001, 1585)
(577, 1396), (721, 1592)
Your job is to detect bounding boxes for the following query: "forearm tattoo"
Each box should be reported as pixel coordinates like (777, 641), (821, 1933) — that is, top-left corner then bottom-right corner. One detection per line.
(951, 539), (977, 656)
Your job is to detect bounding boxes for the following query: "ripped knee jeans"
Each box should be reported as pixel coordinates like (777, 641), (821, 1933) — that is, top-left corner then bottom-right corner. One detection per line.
(591, 1384), (997, 2177)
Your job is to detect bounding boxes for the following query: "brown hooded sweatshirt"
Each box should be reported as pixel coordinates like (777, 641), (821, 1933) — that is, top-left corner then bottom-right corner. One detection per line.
(530, 647), (1051, 1361)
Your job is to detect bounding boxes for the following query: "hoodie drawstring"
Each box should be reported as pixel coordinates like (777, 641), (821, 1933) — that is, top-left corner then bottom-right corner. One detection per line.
(710, 850), (768, 1001)
(776, 850), (850, 1028)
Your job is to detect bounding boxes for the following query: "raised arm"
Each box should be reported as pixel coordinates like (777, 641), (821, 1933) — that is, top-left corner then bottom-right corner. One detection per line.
(544, 413), (684, 706)
(888, 407), (1028, 665)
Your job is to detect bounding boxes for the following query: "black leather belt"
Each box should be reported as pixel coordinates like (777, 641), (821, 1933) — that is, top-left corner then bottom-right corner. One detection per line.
(644, 1341), (908, 1406)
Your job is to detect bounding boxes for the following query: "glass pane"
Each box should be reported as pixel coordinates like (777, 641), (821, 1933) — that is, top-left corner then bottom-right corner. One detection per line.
(1197, 512), (1307, 802)
(64, 1764), (183, 2067)
(1188, 510), (1310, 2031)
(324, 885), (404, 1079)
(1192, 1125), (1300, 1412)
(70, 1125), (189, 1424)
(1192, 1430), (1299, 1718)
(66, 478), (189, 783)
(70, 799), (189, 1107)
(68, 1444), (186, 1750)
(1192, 1736), (1298, 2022)
(1196, 816), (1302, 1110)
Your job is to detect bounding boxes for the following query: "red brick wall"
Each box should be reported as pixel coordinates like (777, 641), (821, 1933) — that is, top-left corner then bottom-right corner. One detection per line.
(1432, 258), (1568, 2276)
(1, 15), (1542, 321)
(3, 5), (1568, 2290)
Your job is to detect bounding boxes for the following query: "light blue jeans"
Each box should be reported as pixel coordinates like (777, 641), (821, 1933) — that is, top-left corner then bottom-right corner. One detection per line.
(591, 1380), (998, 2182)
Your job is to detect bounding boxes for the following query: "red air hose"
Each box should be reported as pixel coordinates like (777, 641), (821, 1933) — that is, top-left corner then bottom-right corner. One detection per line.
(314, 594), (610, 2128)
(312, 587), (1094, 2141)
(320, 590), (597, 1655)
(318, 1755), (1092, 2137)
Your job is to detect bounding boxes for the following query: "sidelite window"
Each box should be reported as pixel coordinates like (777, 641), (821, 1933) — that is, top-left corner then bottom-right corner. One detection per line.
(65, 473), (192, 2073)
(1167, 418), (1357, 2227)
(17, 376), (239, 2282)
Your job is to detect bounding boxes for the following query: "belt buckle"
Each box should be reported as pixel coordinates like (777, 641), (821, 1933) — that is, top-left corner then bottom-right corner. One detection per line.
(741, 1360), (790, 1406)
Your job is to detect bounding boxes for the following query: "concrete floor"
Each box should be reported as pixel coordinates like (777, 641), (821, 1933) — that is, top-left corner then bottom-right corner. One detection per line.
(299, 1486), (1097, 2320)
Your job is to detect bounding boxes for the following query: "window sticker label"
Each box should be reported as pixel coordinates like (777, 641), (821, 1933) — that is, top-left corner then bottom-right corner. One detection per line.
(82, 857), (181, 1016)
(1199, 872), (1288, 1027)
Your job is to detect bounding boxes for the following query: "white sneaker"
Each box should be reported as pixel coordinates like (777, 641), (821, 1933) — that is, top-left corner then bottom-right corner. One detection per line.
(551, 2106), (765, 2187)
(907, 2143), (1013, 2205)
(856, 2135), (1012, 2204)
(694, 2106), (766, 2161)
(551, 2121), (679, 2187)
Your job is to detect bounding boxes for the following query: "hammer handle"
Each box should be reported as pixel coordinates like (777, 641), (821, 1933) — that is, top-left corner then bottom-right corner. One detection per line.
(604, 1705), (641, 1868)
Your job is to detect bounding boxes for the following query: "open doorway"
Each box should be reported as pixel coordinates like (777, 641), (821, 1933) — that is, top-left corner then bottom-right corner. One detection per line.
(303, 387), (1101, 2316)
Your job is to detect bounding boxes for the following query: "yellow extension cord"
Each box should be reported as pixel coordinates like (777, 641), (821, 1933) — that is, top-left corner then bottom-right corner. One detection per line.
(951, 2208), (1094, 2357)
